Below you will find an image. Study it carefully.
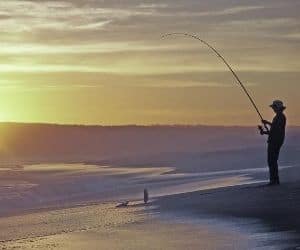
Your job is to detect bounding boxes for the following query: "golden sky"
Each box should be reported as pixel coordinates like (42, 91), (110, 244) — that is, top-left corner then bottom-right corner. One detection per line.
(0, 0), (299, 125)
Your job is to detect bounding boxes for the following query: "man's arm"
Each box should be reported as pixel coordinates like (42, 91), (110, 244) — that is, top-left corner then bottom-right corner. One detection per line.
(261, 119), (272, 126)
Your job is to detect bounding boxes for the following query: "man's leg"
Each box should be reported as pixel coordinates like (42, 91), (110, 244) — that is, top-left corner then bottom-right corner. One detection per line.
(267, 144), (281, 184)
(273, 147), (281, 184)
(267, 146), (275, 183)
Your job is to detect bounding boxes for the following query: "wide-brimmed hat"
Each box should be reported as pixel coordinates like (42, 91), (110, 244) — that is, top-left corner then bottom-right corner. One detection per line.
(270, 100), (286, 110)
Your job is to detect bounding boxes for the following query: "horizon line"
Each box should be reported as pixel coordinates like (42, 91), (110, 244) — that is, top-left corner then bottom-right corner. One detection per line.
(0, 121), (299, 128)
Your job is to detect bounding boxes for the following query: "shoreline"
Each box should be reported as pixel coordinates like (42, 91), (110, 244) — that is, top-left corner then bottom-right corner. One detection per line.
(151, 171), (300, 248)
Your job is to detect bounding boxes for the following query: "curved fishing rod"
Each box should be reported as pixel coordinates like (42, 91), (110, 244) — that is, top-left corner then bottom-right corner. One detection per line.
(162, 33), (267, 128)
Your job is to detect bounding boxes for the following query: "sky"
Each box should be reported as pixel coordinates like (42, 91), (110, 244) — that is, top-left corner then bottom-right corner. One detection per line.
(0, 0), (299, 125)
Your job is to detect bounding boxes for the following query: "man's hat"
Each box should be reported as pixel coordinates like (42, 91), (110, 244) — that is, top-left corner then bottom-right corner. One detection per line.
(270, 100), (286, 110)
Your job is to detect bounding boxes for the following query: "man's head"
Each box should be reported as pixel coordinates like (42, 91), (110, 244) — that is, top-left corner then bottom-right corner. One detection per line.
(270, 100), (286, 113)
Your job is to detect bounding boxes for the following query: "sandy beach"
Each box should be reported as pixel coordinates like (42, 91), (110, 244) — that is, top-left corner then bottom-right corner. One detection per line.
(0, 162), (300, 249)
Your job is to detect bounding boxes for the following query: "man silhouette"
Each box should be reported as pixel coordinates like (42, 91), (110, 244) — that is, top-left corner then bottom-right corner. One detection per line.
(259, 100), (286, 185)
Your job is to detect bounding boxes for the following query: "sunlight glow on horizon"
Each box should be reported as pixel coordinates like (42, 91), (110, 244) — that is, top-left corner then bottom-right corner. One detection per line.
(0, 0), (299, 125)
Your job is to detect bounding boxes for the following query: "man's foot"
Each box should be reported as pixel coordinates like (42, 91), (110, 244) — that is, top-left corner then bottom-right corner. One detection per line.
(268, 180), (280, 186)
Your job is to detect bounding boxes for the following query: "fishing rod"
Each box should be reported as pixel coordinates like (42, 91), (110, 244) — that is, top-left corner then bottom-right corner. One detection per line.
(162, 33), (268, 130)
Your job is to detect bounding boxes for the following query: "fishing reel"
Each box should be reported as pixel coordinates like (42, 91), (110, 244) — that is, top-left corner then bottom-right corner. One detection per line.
(258, 125), (269, 135)
(258, 125), (264, 135)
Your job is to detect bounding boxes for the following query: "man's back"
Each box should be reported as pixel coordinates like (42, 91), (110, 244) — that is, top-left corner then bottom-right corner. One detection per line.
(268, 112), (286, 146)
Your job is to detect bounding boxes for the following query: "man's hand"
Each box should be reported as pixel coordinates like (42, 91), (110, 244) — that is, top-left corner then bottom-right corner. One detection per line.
(261, 119), (271, 125)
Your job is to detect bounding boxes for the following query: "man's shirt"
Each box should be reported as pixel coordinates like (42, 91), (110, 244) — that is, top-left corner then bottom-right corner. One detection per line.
(268, 112), (286, 146)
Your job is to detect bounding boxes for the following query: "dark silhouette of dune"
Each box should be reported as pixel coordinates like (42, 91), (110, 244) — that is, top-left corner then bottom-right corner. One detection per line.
(0, 123), (299, 172)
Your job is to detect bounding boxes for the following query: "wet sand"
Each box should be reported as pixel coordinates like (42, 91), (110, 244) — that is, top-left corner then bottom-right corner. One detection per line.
(153, 165), (300, 249)
(0, 201), (253, 250)
(2, 220), (253, 250)
(0, 163), (253, 216)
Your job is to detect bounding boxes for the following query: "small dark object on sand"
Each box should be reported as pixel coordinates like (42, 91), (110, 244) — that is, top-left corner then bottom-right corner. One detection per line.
(116, 201), (129, 208)
(144, 189), (149, 204)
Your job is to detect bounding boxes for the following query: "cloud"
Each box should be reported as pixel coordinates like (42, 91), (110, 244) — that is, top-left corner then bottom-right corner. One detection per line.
(0, 41), (178, 55)
(164, 5), (267, 17)
(0, 0), (158, 34)
(75, 20), (112, 30)
(128, 81), (257, 88)
(225, 17), (300, 29)
(138, 3), (168, 9)
(0, 82), (104, 92)
(286, 33), (300, 39)
(0, 1), (299, 78)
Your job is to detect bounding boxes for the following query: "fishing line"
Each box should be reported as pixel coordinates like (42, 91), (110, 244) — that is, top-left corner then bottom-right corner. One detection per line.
(162, 33), (267, 128)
